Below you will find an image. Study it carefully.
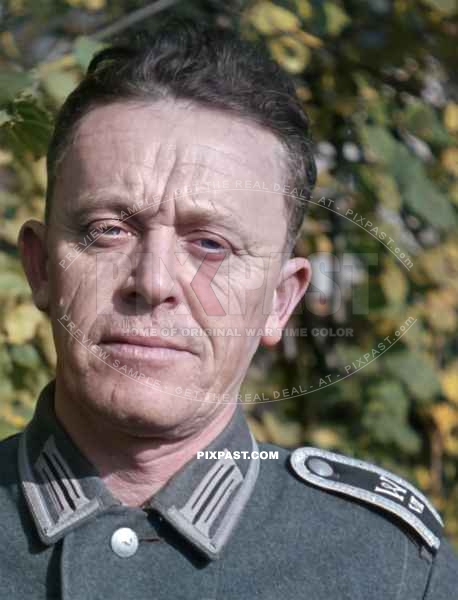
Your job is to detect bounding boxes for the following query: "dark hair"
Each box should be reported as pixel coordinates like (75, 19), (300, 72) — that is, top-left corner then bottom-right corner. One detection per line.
(45, 18), (316, 255)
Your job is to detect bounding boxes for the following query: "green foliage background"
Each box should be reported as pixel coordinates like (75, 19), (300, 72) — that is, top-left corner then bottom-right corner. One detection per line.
(0, 0), (457, 546)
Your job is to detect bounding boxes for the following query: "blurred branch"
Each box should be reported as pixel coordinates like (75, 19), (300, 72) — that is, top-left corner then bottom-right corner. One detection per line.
(92, 0), (183, 41)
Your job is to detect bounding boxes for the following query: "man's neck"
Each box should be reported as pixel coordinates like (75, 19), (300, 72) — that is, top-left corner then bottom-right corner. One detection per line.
(53, 380), (238, 508)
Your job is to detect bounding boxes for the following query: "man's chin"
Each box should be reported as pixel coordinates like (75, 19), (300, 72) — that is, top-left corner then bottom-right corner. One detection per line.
(87, 385), (201, 436)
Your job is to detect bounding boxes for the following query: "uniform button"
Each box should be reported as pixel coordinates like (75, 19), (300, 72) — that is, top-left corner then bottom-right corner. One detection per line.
(111, 527), (139, 558)
(307, 457), (334, 478)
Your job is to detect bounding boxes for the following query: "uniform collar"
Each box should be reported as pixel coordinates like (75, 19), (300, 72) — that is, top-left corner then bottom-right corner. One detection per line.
(18, 379), (260, 560)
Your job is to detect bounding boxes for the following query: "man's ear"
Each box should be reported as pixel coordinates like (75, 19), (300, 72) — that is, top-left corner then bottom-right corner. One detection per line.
(260, 256), (311, 347)
(18, 219), (49, 313)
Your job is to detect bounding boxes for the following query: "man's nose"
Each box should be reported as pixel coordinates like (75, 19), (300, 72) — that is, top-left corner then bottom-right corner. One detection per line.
(124, 231), (181, 311)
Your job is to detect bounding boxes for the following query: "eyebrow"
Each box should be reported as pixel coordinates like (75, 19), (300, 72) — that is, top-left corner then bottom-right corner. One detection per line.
(66, 187), (254, 243)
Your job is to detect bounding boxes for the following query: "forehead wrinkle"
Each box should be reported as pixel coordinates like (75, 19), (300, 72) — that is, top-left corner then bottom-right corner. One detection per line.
(180, 143), (274, 181)
(183, 144), (252, 173)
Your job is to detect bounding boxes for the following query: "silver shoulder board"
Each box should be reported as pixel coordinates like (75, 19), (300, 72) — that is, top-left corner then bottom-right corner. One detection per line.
(290, 446), (443, 553)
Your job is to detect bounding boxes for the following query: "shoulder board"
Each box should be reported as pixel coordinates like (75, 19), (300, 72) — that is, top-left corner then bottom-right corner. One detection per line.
(290, 446), (444, 553)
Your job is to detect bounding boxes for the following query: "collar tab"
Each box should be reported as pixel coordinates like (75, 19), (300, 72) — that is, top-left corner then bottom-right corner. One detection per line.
(19, 431), (102, 545)
(151, 431), (260, 560)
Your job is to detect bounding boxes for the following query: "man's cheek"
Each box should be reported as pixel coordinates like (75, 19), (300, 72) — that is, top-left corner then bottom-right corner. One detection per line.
(94, 252), (132, 316)
(226, 257), (267, 318)
(53, 251), (118, 319)
(51, 268), (99, 325)
(192, 259), (266, 320)
(188, 260), (227, 318)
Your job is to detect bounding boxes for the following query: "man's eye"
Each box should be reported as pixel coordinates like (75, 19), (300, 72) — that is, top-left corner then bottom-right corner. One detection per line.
(101, 225), (125, 237)
(195, 238), (227, 252)
(82, 221), (135, 239)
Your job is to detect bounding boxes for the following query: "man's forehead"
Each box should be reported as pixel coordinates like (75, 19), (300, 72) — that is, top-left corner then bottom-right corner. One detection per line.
(69, 100), (287, 183)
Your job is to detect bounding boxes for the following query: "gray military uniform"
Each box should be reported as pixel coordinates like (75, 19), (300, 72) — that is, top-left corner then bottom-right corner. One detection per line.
(1, 379), (457, 599)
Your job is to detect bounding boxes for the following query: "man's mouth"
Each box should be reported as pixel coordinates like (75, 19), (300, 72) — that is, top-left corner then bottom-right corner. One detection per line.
(98, 333), (195, 362)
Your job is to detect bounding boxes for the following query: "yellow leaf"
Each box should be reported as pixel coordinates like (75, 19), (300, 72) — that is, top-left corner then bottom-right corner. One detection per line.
(424, 288), (457, 333)
(380, 261), (408, 306)
(308, 427), (341, 448)
(372, 171), (402, 210)
(440, 363), (458, 405)
(414, 244), (458, 288)
(83, 0), (106, 9)
(4, 302), (44, 344)
(296, 85), (312, 101)
(295, 0), (312, 19)
(361, 86), (379, 101)
(444, 103), (458, 132)
(414, 466), (431, 491)
(1, 408), (27, 429)
(248, 2), (300, 35)
(0, 204), (41, 245)
(296, 30), (323, 48)
(374, 317), (406, 337)
(441, 148), (458, 177)
(323, 2), (351, 36)
(38, 54), (76, 76)
(269, 36), (311, 74)
(445, 435), (458, 457)
(30, 157), (47, 191)
(430, 403), (458, 437)
(315, 233), (333, 253)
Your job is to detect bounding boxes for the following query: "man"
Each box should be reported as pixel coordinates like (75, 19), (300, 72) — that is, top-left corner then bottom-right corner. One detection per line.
(1, 19), (456, 599)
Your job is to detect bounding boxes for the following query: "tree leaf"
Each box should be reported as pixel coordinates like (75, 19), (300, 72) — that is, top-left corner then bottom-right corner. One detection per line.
(269, 35), (310, 74)
(41, 69), (79, 105)
(10, 343), (41, 369)
(248, 2), (300, 34)
(4, 302), (44, 344)
(443, 103), (458, 133)
(397, 157), (456, 230)
(2, 97), (53, 158)
(0, 273), (30, 298)
(0, 71), (34, 105)
(396, 100), (451, 146)
(73, 36), (106, 71)
(362, 380), (421, 453)
(421, 0), (457, 16)
(384, 351), (442, 403)
(359, 125), (399, 165)
(380, 261), (408, 307)
(0, 109), (13, 126)
(323, 2), (351, 36)
(440, 362), (458, 405)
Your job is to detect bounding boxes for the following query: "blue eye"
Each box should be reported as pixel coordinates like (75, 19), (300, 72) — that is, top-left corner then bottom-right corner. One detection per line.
(103, 226), (124, 236)
(198, 238), (225, 251)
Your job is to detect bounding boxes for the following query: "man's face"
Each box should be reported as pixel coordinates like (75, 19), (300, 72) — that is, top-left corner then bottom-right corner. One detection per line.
(23, 100), (310, 437)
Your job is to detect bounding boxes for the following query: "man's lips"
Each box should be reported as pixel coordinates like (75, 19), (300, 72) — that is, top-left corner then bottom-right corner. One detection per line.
(98, 334), (195, 361)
